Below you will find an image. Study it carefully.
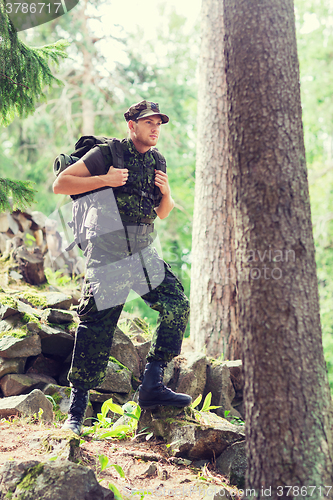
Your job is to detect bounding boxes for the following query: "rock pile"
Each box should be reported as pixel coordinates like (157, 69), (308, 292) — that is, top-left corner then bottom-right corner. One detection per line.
(0, 208), (247, 491)
(0, 207), (84, 286)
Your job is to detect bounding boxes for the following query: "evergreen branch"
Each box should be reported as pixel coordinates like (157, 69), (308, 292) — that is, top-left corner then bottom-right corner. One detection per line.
(0, 72), (30, 89)
(0, 178), (36, 213)
(0, 6), (70, 126)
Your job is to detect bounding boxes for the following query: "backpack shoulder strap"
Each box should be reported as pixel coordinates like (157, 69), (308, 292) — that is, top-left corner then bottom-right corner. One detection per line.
(107, 138), (124, 169)
(151, 148), (166, 173)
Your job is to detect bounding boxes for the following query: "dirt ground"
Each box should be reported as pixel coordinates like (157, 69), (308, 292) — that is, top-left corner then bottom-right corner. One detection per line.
(0, 416), (241, 500)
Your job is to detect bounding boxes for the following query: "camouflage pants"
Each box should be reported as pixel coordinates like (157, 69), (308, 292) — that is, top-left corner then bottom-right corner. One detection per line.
(68, 232), (190, 391)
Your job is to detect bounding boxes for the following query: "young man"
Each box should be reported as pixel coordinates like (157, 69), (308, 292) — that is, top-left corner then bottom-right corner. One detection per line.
(53, 100), (191, 434)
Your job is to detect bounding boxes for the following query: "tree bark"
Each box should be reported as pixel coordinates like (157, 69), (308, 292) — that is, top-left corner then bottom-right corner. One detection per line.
(223, 0), (333, 495)
(190, 0), (239, 360)
(76, 0), (95, 136)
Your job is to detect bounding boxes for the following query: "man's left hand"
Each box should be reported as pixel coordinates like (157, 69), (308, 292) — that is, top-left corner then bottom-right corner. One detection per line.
(155, 170), (171, 196)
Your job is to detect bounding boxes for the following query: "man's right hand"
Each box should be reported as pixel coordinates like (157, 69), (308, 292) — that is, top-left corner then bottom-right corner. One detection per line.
(102, 166), (128, 187)
(53, 160), (128, 196)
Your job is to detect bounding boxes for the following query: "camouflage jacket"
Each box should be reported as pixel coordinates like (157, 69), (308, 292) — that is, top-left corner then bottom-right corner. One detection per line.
(95, 138), (165, 224)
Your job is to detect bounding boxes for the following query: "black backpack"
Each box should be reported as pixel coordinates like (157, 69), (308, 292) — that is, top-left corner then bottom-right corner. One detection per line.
(53, 136), (166, 251)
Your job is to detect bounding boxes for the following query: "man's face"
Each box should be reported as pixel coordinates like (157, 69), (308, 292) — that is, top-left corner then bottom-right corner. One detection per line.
(130, 115), (163, 148)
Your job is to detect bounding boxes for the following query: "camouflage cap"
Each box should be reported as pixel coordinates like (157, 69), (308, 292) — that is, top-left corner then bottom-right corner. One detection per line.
(124, 100), (169, 124)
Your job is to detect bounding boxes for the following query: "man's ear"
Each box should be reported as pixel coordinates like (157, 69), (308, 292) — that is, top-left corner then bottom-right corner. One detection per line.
(128, 120), (135, 131)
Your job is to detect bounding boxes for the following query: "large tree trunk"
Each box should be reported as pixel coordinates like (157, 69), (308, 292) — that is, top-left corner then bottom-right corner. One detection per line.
(190, 0), (239, 360)
(223, 0), (333, 495)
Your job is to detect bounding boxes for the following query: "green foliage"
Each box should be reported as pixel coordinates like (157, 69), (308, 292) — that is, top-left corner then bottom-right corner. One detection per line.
(81, 398), (141, 440)
(190, 392), (221, 424)
(0, 178), (35, 212)
(0, 1), (69, 126)
(98, 454), (125, 478)
(294, 0), (333, 390)
(224, 410), (245, 426)
(108, 482), (123, 500)
(44, 268), (73, 288)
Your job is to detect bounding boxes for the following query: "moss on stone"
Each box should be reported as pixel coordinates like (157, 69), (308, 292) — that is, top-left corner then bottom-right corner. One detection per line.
(67, 321), (78, 331)
(20, 292), (48, 308)
(64, 387), (72, 398)
(0, 328), (28, 340)
(109, 356), (130, 372)
(0, 294), (17, 309)
(17, 463), (44, 491)
(21, 312), (39, 324)
(52, 392), (63, 405)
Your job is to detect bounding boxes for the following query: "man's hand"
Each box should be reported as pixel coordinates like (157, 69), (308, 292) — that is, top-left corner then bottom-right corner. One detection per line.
(102, 166), (128, 187)
(154, 170), (170, 196)
(154, 170), (174, 219)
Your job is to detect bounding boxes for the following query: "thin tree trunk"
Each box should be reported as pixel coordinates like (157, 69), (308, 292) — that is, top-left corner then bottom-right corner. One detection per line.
(191, 0), (239, 360)
(77, 0), (95, 136)
(223, 0), (333, 495)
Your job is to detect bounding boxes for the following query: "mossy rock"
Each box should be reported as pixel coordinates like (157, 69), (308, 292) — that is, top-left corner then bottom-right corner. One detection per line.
(18, 292), (48, 308)
(109, 355), (130, 372)
(0, 293), (18, 309)
(41, 431), (81, 462)
(16, 462), (45, 492)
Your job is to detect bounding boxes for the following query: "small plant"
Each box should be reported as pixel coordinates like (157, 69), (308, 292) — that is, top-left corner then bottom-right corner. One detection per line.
(108, 482), (123, 500)
(24, 233), (36, 247)
(224, 410), (245, 426)
(82, 398), (141, 440)
(44, 267), (73, 288)
(190, 392), (221, 423)
(97, 454), (125, 479)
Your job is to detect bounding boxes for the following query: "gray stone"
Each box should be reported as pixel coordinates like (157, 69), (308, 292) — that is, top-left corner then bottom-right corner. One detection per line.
(37, 323), (74, 357)
(216, 440), (247, 489)
(227, 360), (243, 392)
(175, 353), (208, 401)
(96, 360), (132, 394)
(0, 373), (57, 397)
(16, 299), (43, 318)
(0, 302), (17, 320)
(0, 212), (17, 233)
(31, 210), (48, 228)
(38, 430), (81, 462)
(0, 459), (113, 500)
(40, 292), (73, 310)
(227, 360), (244, 417)
(110, 327), (140, 378)
(204, 361), (242, 419)
(134, 340), (151, 375)
(0, 356), (26, 378)
(0, 313), (23, 333)
(0, 232), (9, 254)
(0, 334), (41, 358)
(147, 410), (245, 460)
(0, 389), (53, 421)
(89, 390), (130, 406)
(42, 308), (76, 324)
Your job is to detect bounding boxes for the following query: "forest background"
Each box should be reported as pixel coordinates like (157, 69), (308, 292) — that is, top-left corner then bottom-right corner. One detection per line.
(1, 0), (333, 386)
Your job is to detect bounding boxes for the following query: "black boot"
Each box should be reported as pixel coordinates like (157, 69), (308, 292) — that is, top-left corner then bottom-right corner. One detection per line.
(62, 388), (89, 435)
(138, 360), (192, 409)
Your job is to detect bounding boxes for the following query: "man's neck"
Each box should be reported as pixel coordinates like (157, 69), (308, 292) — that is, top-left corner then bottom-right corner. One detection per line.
(130, 137), (151, 154)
